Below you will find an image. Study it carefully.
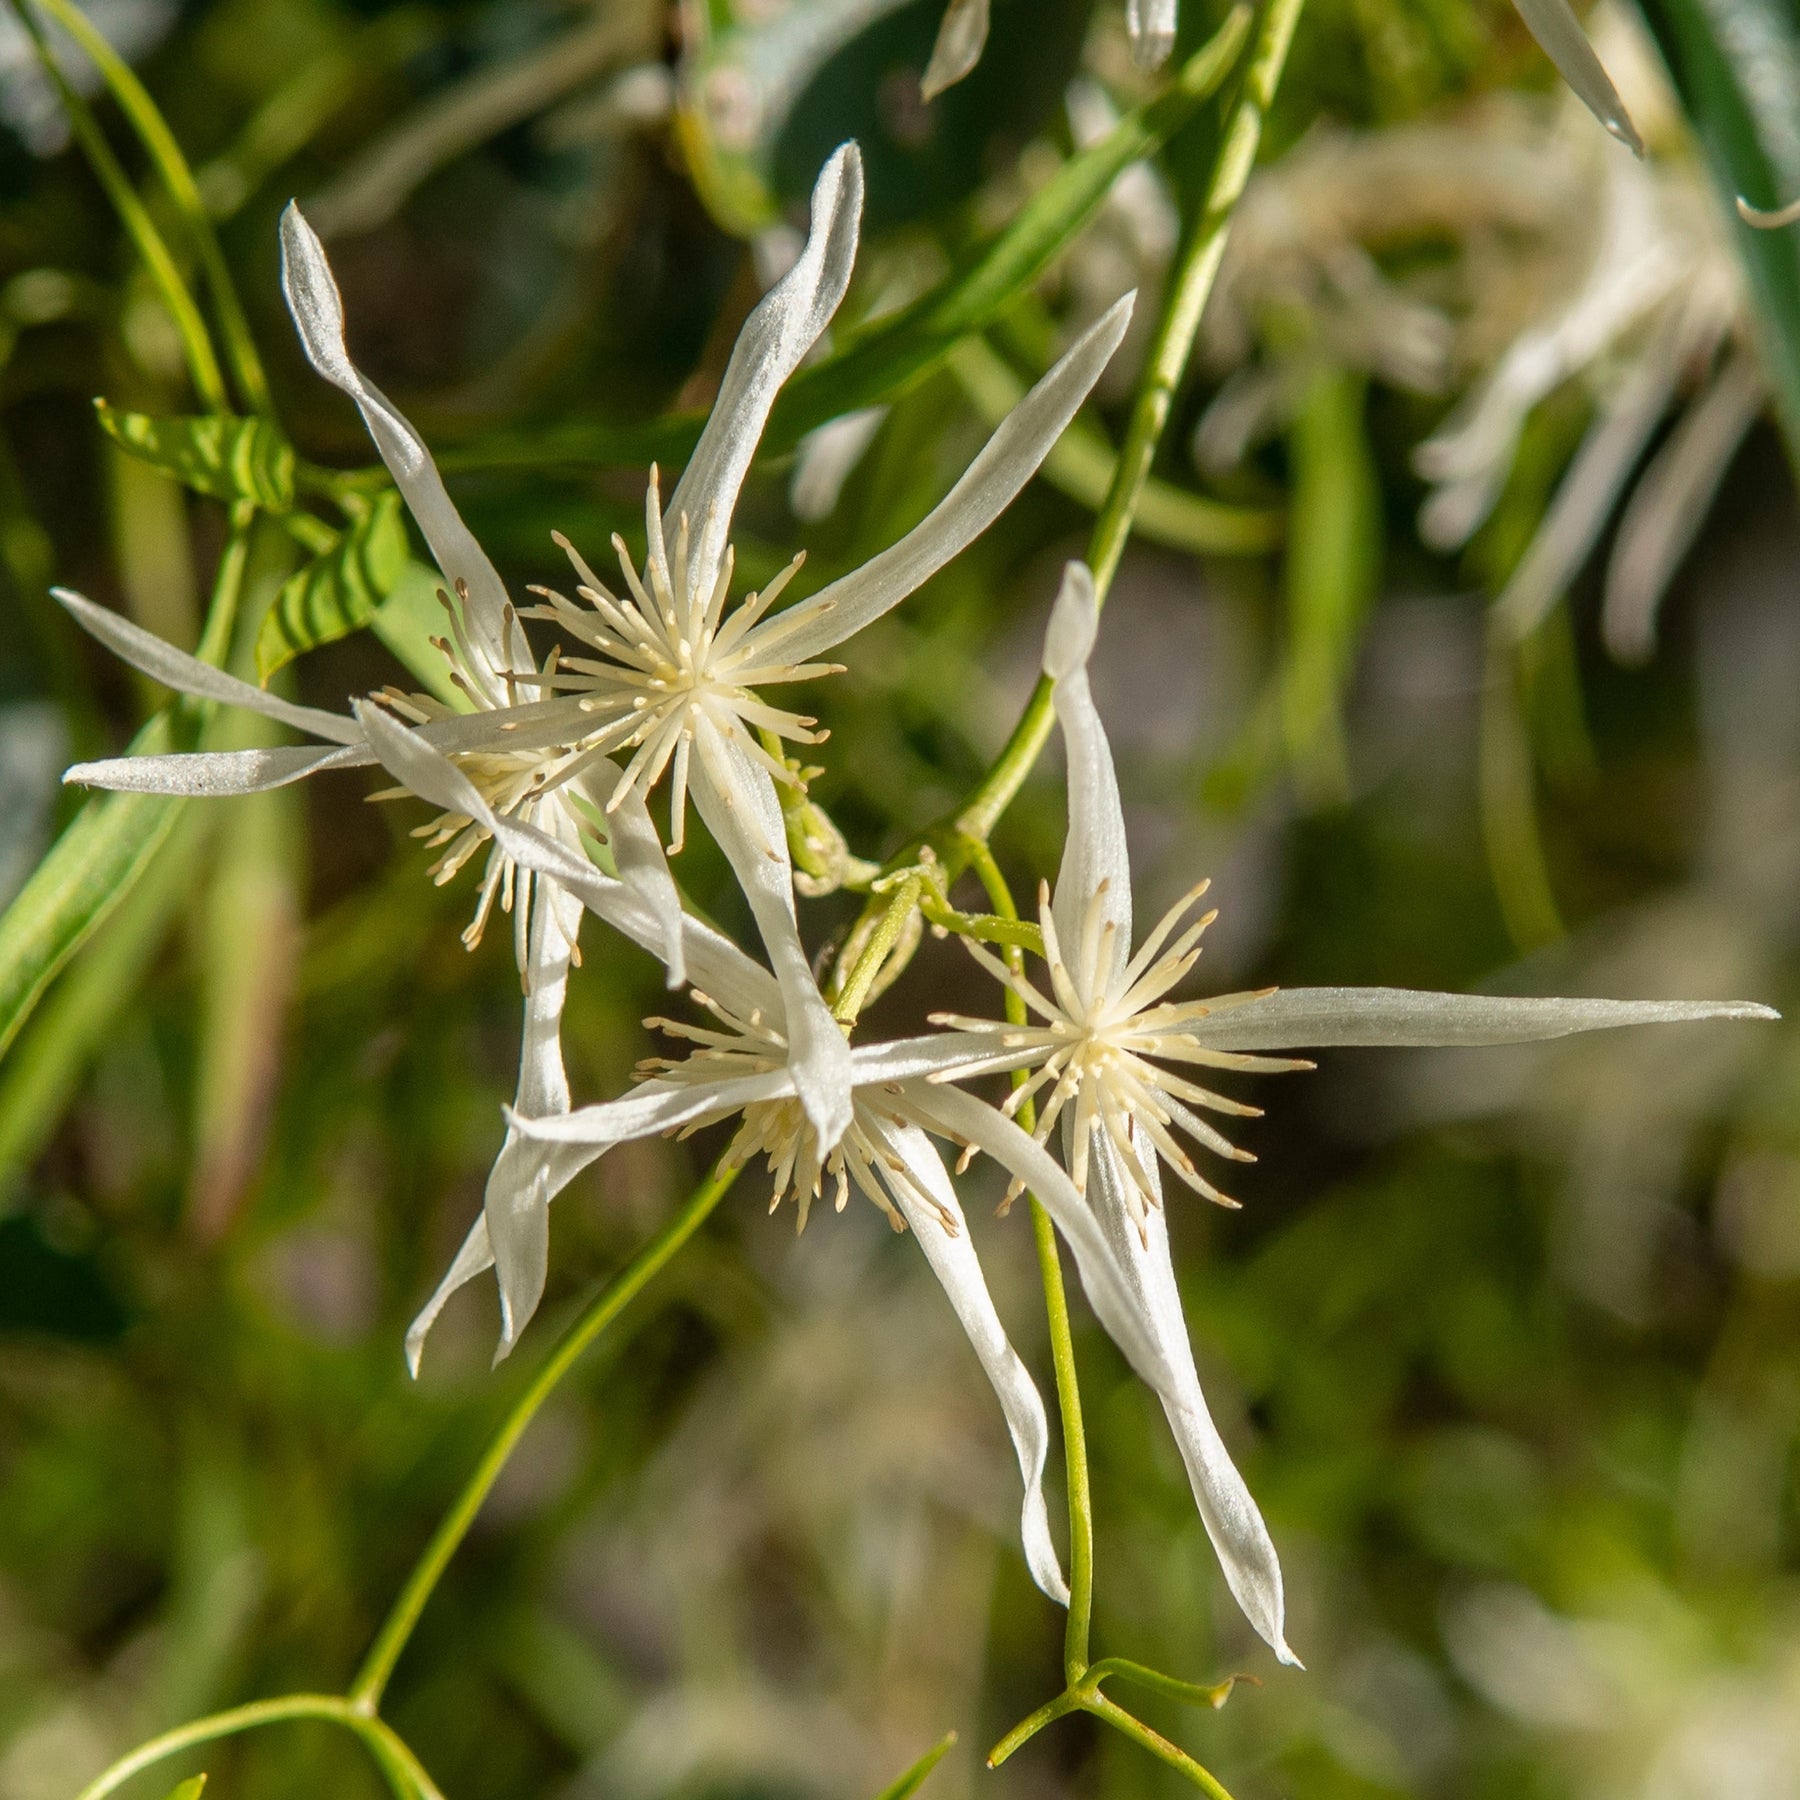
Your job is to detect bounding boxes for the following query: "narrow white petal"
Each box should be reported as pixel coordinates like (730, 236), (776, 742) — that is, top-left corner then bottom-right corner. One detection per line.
(1603, 351), (1764, 665)
(764, 297), (1134, 665)
(1126, 0), (1176, 69)
(279, 203), (518, 677)
(66, 744), (360, 795)
(849, 1029), (1035, 1084)
(575, 761), (687, 987)
(511, 1069), (797, 1146)
(896, 1080), (1174, 1394)
(1044, 561), (1131, 976)
(921, 0), (990, 99)
(353, 700), (768, 1004)
(665, 144), (863, 602)
(789, 406), (887, 521)
(1189, 986), (1778, 1051)
(405, 1211), (496, 1376)
(55, 587), (361, 744)
(875, 1118), (1067, 1604)
(1510, 0), (1643, 153)
(1089, 1135), (1297, 1662)
(690, 720), (853, 1150)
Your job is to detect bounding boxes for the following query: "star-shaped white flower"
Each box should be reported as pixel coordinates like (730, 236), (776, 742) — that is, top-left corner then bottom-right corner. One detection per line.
(926, 561), (1777, 1665)
(359, 702), (1182, 1599)
(59, 140), (1132, 1180)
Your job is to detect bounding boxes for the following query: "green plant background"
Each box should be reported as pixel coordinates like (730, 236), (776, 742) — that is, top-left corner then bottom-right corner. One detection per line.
(0, 0), (1797, 1796)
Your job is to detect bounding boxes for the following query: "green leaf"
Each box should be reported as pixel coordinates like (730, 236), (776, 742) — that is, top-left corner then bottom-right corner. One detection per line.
(449, 21), (1250, 474)
(869, 1731), (956, 1800)
(256, 491), (411, 680)
(1634, 0), (1800, 469)
(0, 711), (189, 1063)
(95, 402), (294, 510)
(161, 1778), (207, 1800)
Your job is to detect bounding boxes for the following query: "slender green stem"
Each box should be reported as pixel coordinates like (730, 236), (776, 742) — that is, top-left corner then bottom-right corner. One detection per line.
(985, 1689), (1081, 1767)
(1085, 1658), (1244, 1709)
(832, 873), (922, 1024)
(968, 843), (1095, 1680)
(26, 0), (272, 414)
(1080, 1692), (1240, 1800)
(348, 1156), (740, 1711)
(957, 0), (1305, 846)
(71, 1695), (438, 1800)
(192, 501), (256, 669)
(5, 0), (226, 411)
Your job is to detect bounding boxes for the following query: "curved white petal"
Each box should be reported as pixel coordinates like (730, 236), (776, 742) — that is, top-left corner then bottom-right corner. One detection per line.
(512, 1068), (798, 1146)
(1090, 1133), (1297, 1662)
(921, 0), (990, 99)
(1126, 0), (1176, 69)
(279, 202), (520, 680)
(574, 761), (686, 987)
(1510, 0), (1642, 153)
(873, 1117), (1067, 1604)
(485, 842), (587, 1359)
(849, 1029), (1034, 1085)
(66, 744), (361, 795)
(761, 297), (1134, 666)
(664, 144), (863, 602)
(405, 1211), (497, 1375)
(55, 587), (361, 744)
(1044, 561), (1131, 979)
(690, 716), (853, 1151)
(895, 1080), (1173, 1395)
(1189, 986), (1778, 1051)
(353, 700), (775, 1011)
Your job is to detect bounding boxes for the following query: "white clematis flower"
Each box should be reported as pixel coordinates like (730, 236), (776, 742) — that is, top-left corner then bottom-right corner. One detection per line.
(503, 142), (1131, 1153)
(356, 701), (1184, 1602)
(927, 561), (1777, 1665)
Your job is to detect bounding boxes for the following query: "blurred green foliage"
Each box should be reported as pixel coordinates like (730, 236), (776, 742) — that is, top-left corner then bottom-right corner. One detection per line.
(0, 0), (1796, 1798)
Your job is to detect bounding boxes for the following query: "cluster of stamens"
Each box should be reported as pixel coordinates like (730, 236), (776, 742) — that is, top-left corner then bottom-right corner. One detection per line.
(637, 995), (955, 1238)
(515, 468), (843, 852)
(932, 879), (1310, 1225)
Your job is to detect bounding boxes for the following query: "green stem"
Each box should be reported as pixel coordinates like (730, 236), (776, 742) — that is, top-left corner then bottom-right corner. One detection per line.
(831, 873), (922, 1024)
(957, 0), (1305, 846)
(1080, 1692), (1239, 1800)
(5, 0), (227, 411)
(71, 1695), (439, 1800)
(968, 843), (1094, 1681)
(26, 0), (272, 415)
(984, 1690), (1081, 1767)
(347, 1156), (740, 1711)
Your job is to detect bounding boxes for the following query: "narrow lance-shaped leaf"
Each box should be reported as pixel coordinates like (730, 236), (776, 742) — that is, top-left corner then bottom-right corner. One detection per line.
(1635, 0), (1800, 470)
(95, 402), (294, 510)
(255, 490), (412, 679)
(451, 22), (1250, 472)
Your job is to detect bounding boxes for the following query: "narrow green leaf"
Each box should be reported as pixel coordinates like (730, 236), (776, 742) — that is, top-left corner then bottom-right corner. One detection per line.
(449, 21), (1250, 473)
(255, 491), (410, 679)
(1635, 0), (1800, 468)
(0, 804), (203, 1183)
(869, 1731), (956, 1800)
(96, 402), (295, 510)
(0, 711), (187, 1063)
(161, 1778), (207, 1800)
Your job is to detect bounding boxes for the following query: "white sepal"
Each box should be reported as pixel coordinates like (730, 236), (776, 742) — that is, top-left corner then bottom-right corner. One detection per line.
(921, 0), (990, 100)
(1187, 987), (1779, 1051)
(1509, 0), (1642, 153)
(663, 144), (863, 604)
(765, 297), (1134, 665)
(874, 1117), (1068, 1605)
(67, 745), (361, 795)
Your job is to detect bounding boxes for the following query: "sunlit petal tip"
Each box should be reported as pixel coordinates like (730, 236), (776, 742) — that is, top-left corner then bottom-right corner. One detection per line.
(278, 200), (358, 390)
(1738, 195), (1800, 231)
(921, 0), (990, 101)
(1508, 0), (1643, 155)
(1126, 0), (1177, 68)
(1042, 561), (1099, 680)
